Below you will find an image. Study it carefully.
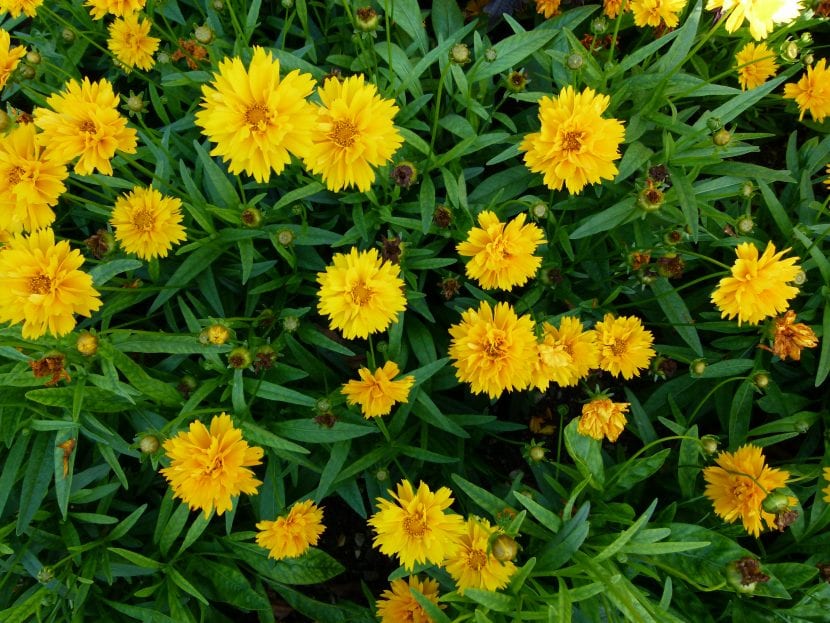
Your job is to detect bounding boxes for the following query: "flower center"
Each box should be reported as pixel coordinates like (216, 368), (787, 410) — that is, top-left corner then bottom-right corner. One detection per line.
(330, 120), (358, 148)
(204, 455), (225, 476)
(561, 130), (584, 153)
(402, 512), (428, 538)
(79, 119), (96, 134)
(8, 166), (24, 186)
(483, 330), (507, 359)
(467, 549), (488, 570)
(29, 273), (52, 295)
(132, 209), (155, 232)
(245, 104), (270, 130)
(350, 281), (373, 306)
(610, 337), (628, 356)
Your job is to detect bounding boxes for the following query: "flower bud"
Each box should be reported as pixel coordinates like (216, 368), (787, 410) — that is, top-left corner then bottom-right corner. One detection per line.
(37, 567), (54, 584)
(281, 0), (294, 7)
(802, 52), (814, 67)
(690, 359), (707, 377)
(712, 128), (731, 146)
(793, 270), (806, 286)
(528, 444), (546, 462)
(700, 435), (719, 455)
(433, 205), (452, 228)
(124, 91), (147, 115)
(391, 161), (417, 188)
(76, 332), (99, 357)
(315, 398), (332, 413)
(638, 185), (664, 212)
(375, 467), (389, 481)
(61, 28), (76, 43)
(736, 215), (754, 234)
(484, 47), (497, 62)
(241, 207), (262, 228)
(276, 229), (294, 246)
(450, 43), (471, 65)
(591, 16), (609, 33)
(753, 372), (770, 389)
(201, 323), (231, 345)
(139, 434), (160, 454)
(282, 315), (300, 333)
(761, 490), (791, 514)
(705, 117), (722, 132)
(506, 70), (529, 92)
(530, 202), (547, 219)
(355, 6), (380, 32)
(566, 53), (584, 70)
(740, 181), (754, 197)
(780, 40), (799, 62)
(194, 25), (214, 44)
(26, 50), (41, 65)
(177, 375), (198, 396)
(491, 534), (519, 562)
(20, 64), (36, 79)
(228, 346), (252, 369)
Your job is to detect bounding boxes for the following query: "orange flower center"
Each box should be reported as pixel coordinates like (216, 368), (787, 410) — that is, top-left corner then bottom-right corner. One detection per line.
(610, 337), (628, 356)
(350, 281), (372, 305)
(467, 549), (488, 570)
(204, 454), (225, 476)
(561, 130), (583, 152)
(483, 328), (507, 359)
(403, 512), (428, 537)
(330, 120), (358, 148)
(245, 104), (270, 129)
(8, 166), (24, 186)
(132, 209), (155, 231)
(29, 273), (52, 295)
(79, 119), (96, 133)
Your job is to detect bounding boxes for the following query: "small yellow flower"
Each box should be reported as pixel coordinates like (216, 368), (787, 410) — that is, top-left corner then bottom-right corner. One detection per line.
(255, 500), (325, 560)
(578, 397), (629, 442)
(85, 0), (146, 20)
(531, 316), (599, 390)
(444, 517), (517, 594)
(594, 313), (655, 379)
(376, 575), (443, 623)
(107, 13), (160, 72)
(603, 0), (625, 18)
(0, 29), (26, 91)
(735, 42), (778, 91)
(535, 0), (561, 17)
(109, 186), (186, 260)
(630, 0), (687, 27)
(0, 0), (43, 18)
(341, 361), (414, 418)
(783, 58), (830, 123)
(706, 0), (801, 40)
(769, 310), (818, 361)
(823, 467), (830, 504)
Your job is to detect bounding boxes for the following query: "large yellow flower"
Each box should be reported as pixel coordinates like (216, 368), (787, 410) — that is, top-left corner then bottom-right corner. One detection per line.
(768, 310), (818, 361)
(448, 301), (538, 398)
(0, 0), (43, 18)
(195, 47), (317, 183)
(594, 313), (655, 379)
(107, 13), (159, 72)
(783, 59), (830, 123)
(0, 229), (101, 339)
(735, 42), (778, 91)
(630, 0), (687, 27)
(256, 500), (325, 560)
(317, 247), (406, 339)
(530, 330), (573, 392)
(711, 242), (800, 325)
(706, 0), (801, 40)
(110, 186), (186, 260)
(456, 211), (545, 291)
(703, 445), (792, 537)
(444, 517), (517, 594)
(0, 28), (26, 91)
(520, 86), (625, 194)
(578, 397), (629, 442)
(368, 479), (465, 571)
(304, 75), (402, 192)
(376, 576), (443, 623)
(161, 413), (264, 517)
(341, 361), (414, 418)
(531, 316), (599, 390)
(85, 0), (145, 19)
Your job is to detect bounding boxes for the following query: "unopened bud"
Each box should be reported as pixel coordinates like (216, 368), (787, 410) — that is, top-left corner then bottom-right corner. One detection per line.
(700, 435), (719, 455)
(391, 161), (417, 188)
(26, 50), (41, 65)
(276, 229), (294, 246)
(20, 64), (36, 79)
(450, 43), (471, 65)
(793, 270), (806, 286)
(201, 323), (231, 345)
(484, 47), (497, 62)
(228, 346), (252, 369)
(194, 25), (214, 44)
(740, 181), (754, 197)
(76, 332), (99, 356)
(241, 207), (262, 228)
(690, 359), (707, 377)
(566, 53), (584, 70)
(528, 445), (546, 462)
(736, 215), (754, 234)
(355, 6), (380, 32)
(712, 128), (731, 146)
(780, 40), (799, 63)
(61, 28), (76, 43)
(139, 435), (160, 454)
(531, 202), (547, 219)
(753, 372), (770, 389)
(706, 117), (722, 132)
(282, 315), (300, 333)
(491, 535), (519, 562)
(315, 397), (332, 413)
(761, 490), (791, 514)
(802, 52), (814, 67)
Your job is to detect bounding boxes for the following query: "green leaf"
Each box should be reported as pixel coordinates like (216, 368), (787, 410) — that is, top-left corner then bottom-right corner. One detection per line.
(194, 559), (269, 610)
(464, 588), (517, 613)
(315, 440), (350, 501)
(160, 502), (191, 556)
(728, 381), (754, 448)
(108, 547), (164, 570)
(271, 181), (324, 213)
(815, 303), (830, 387)
(102, 600), (179, 623)
(89, 259), (144, 287)
(26, 386), (134, 412)
(16, 433), (53, 534)
(696, 359), (754, 379)
(193, 140), (238, 207)
(513, 491), (562, 533)
(238, 420), (309, 454)
(225, 540), (344, 585)
(107, 346), (181, 406)
(594, 500), (657, 563)
(651, 278), (703, 356)
(469, 28), (558, 82)
(651, 0), (700, 75)
(672, 170), (699, 241)
(247, 379), (317, 407)
(605, 449), (671, 498)
(0, 434), (28, 518)
(678, 425), (700, 498)
(108, 504), (147, 542)
(615, 142), (655, 183)
(149, 240), (228, 313)
(178, 511), (212, 555)
(564, 419), (604, 489)
(272, 419), (377, 443)
(535, 503), (590, 572)
(570, 197), (637, 239)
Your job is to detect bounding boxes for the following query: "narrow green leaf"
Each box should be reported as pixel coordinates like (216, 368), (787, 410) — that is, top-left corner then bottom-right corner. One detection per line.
(0, 434), (28, 518)
(728, 381), (755, 448)
(16, 433), (53, 534)
(651, 278), (703, 356)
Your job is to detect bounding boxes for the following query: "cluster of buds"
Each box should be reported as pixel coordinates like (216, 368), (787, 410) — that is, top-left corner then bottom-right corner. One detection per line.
(779, 32), (813, 66)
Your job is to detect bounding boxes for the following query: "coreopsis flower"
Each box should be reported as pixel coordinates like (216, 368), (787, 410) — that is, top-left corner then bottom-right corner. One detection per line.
(0, 29), (26, 91)
(195, 47), (317, 183)
(304, 75), (403, 192)
(630, 0), (687, 27)
(783, 58), (830, 123)
(456, 211), (545, 291)
(161, 413), (264, 517)
(735, 42), (778, 90)
(594, 313), (655, 379)
(532, 316), (599, 389)
(519, 86), (625, 194)
(703, 445), (793, 537)
(316, 247), (406, 339)
(376, 576), (443, 623)
(445, 517), (517, 594)
(107, 13), (160, 72)
(530, 331), (573, 392)
(706, 0), (801, 40)
(255, 500), (325, 560)
(823, 467), (830, 503)
(341, 361), (414, 418)
(368, 479), (465, 571)
(85, 0), (145, 20)
(33, 77), (138, 176)
(603, 0), (625, 18)
(769, 310), (818, 361)
(448, 300), (538, 398)
(536, 0), (561, 17)
(109, 186), (186, 260)
(0, 0), (43, 18)
(0, 229), (101, 339)
(0, 123), (68, 233)
(711, 242), (800, 325)
(578, 397), (629, 442)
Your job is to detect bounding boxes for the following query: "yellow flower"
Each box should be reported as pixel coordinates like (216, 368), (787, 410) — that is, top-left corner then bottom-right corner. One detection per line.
(826, 163), (830, 188)
(445, 518), (517, 594)
(603, 0), (625, 18)
(368, 479), (465, 571)
(630, 0), (687, 27)
(823, 467), (830, 504)
(520, 86), (625, 194)
(110, 186), (186, 260)
(0, 29), (26, 91)
(783, 58), (830, 123)
(33, 77), (138, 176)
(711, 242), (800, 325)
(535, 0), (561, 17)
(107, 13), (160, 72)
(304, 75), (403, 192)
(85, 0), (146, 20)
(195, 47), (317, 183)
(341, 361), (414, 418)
(769, 310), (818, 361)
(531, 316), (599, 390)
(376, 576), (443, 623)
(448, 301), (538, 398)
(317, 247), (406, 340)
(594, 313), (655, 379)
(456, 211), (545, 291)
(706, 0), (801, 40)
(0, 123), (68, 233)
(578, 397), (629, 442)
(703, 445), (792, 537)
(255, 500), (325, 560)
(161, 413), (264, 517)
(530, 330), (573, 392)
(0, 229), (101, 339)
(735, 42), (778, 91)
(0, 0), (43, 18)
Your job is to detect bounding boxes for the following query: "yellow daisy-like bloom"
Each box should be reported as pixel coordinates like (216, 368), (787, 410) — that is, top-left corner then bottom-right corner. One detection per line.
(109, 186), (186, 260)
(703, 445), (792, 537)
(341, 361), (415, 418)
(317, 247), (406, 340)
(769, 310), (818, 361)
(368, 479), (465, 571)
(706, 0), (801, 40)
(0, 229), (101, 339)
(823, 467), (830, 504)
(107, 13), (160, 72)
(530, 330), (573, 392)
(532, 316), (599, 390)
(456, 211), (545, 291)
(304, 75), (403, 192)
(594, 313), (655, 379)
(448, 300), (538, 399)
(711, 242), (800, 326)
(630, 0), (687, 27)
(578, 397), (630, 442)
(0, 0), (43, 18)
(376, 576), (443, 623)
(783, 59), (830, 123)
(195, 47), (317, 184)
(161, 413), (264, 517)
(520, 86), (625, 195)
(445, 517), (517, 594)
(735, 42), (778, 91)
(0, 123), (68, 233)
(536, 0), (561, 17)
(0, 29), (26, 91)
(85, 0), (146, 20)
(603, 0), (625, 18)
(826, 163), (830, 188)
(255, 500), (325, 560)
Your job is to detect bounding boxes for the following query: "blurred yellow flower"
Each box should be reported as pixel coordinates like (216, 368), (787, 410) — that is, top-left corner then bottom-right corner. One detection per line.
(161, 413), (263, 517)
(376, 575), (443, 623)
(603, 0), (625, 18)
(110, 186), (186, 260)
(532, 316), (599, 390)
(0, 29), (26, 91)
(0, 0), (43, 18)
(823, 467), (830, 504)
(711, 242), (800, 325)
(85, 0), (145, 20)
(107, 13), (159, 72)
(769, 310), (818, 361)
(256, 500), (325, 560)
(530, 330), (573, 392)
(536, 0), (561, 17)
(595, 313), (655, 379)
(630, 0), (687, 27)
(445, 517), (517, 594)
(706, 0), (801, 40)
(735, 42), (778, 90)
(578, 397), (629, 442)
(341, 361), (414, 418)
(783, 58), (830, 123)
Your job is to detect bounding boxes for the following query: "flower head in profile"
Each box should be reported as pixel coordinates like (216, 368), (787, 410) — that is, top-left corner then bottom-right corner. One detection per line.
(536, 0), (561, 17)
(578, 397), (629, 442)
(317, 247), (406, 339)
(703, 444), (793, 537)
(256, 500), (325, 560)
(85, 0), (146, 20)
(630, 0), (688, 27)
(520, 86), (625, 194)
(594, 313), (655, 379)
(195, 47), (317, 183)
(0, 0), (43, 18)
(304, 75), (403, 192)
(767, 310), (818, 361)
(108, 13), (160, 72)
(0, 29), (26, 91)
(368, 479), (465, 570)
(449, 301), (538, 398)
(456, 211), (545, 291)
(445, 517), (517, 594)
(711, 242), (800, 325)
(532, 316), (599, 390)
(161, 413), (264, 517)
(603, 0), (625, 18)
(109, 186), (186, 260)
(341, 361), (414, 418)
(783, 58), (830, 123)
(706, 0), (801, 40)
(735, 42), (778, 90)
(376, 575), (443, 623)
(0, 229), (101, 339)
(823, 467), (830, 504)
